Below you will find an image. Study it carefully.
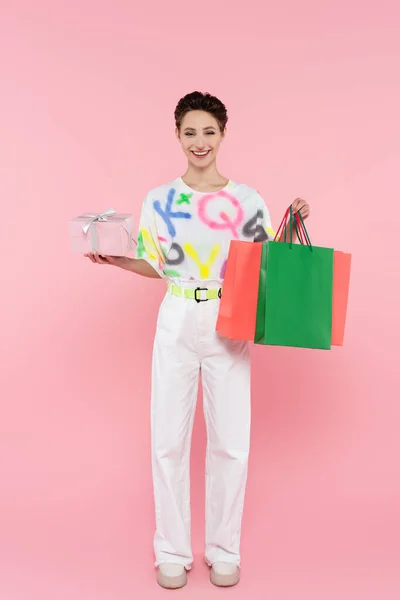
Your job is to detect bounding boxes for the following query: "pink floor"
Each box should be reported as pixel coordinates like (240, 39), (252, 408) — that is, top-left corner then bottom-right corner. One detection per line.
(1, 552), (398, 600)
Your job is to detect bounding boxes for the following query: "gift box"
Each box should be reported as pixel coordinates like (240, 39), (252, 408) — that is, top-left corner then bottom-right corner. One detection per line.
(69, 209), (134, 257)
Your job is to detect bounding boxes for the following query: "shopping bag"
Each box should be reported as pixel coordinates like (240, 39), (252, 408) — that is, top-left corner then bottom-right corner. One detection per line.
(254, 209), (334, 349)
(295, 211), (352, 347)
(216, 241), (262, 340)
(332, 251), (352, 346)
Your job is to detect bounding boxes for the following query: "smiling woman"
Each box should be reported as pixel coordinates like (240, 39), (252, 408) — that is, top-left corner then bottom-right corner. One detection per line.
(85, 90), (310, 591)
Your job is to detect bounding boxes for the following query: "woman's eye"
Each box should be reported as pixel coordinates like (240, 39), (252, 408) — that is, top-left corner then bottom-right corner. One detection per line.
(184, 132), (215, 136)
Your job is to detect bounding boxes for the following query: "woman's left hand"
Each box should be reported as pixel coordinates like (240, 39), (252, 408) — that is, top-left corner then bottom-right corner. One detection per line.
(292, 197), (310, 220)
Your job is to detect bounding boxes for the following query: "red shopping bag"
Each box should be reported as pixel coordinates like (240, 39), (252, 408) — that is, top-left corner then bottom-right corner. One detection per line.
(332, 251), (352, 346)
(216, 241), (262, 340)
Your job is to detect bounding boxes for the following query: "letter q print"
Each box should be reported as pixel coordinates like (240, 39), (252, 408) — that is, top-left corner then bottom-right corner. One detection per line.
(197, 191), (244, 239)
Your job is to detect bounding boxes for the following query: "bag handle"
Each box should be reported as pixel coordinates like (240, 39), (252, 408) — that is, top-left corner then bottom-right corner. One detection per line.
(273, 206), (291, 243)
(294, 211), (313, 250)
(294, 214), (306, 245)
(274, 205), (313, 251)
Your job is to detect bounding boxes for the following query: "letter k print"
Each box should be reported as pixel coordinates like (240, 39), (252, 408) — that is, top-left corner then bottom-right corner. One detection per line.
(153, 188), (191, 237)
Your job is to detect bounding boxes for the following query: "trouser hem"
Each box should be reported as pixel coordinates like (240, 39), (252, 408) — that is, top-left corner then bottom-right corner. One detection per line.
(155, 559), (192, 571)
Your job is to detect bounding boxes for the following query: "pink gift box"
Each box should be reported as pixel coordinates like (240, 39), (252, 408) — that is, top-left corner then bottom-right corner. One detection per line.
(69, 209), (134, 257)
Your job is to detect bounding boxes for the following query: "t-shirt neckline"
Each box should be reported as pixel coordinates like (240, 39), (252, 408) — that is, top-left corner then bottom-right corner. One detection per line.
(178, 176), (232, 195)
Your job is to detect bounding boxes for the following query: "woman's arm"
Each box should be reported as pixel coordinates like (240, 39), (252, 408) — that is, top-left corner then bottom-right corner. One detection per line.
(85, 253), (162, 278)
(127, 258), (162, 278)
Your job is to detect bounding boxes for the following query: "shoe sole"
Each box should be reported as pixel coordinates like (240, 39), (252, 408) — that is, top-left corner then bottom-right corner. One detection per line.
(210, 568), (240, 587)
(157, 570), (187, 589)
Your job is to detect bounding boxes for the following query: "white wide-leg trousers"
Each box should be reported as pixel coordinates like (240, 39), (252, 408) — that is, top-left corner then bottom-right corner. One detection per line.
(151, 282), (251, 569)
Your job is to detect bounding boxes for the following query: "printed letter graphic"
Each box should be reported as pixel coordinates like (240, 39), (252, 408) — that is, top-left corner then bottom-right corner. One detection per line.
(153, 188), (191, 237)
(243, 210), (275, 241)
(137, 228), (165, 271)
(176, 192), (193, 205)
(219, 259), (227, 279)
(184, 244), (220, 279)
(136, 231), (145, 258)
(198, 191), (244, 239)
(243, 210), (269, 241)
(165, 243), (185, 266)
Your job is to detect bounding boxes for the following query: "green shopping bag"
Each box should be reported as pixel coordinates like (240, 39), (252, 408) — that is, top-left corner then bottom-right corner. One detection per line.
(254, 208), (334, 349)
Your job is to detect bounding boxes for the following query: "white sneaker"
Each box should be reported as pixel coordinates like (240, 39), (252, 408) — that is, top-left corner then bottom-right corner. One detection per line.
(210, 562), (240, 587)
(157, 563), (187, 589)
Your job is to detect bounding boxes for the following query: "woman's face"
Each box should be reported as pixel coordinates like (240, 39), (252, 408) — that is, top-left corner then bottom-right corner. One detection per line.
(176, 110), (225, 168)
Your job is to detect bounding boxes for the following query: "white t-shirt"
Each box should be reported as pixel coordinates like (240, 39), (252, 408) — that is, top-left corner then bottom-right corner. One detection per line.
(136, 177), (275, 282)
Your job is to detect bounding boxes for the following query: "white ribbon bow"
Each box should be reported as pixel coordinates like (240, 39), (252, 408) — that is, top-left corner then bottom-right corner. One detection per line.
(80, 208), (116, 234)
(78, 208), (116, 252)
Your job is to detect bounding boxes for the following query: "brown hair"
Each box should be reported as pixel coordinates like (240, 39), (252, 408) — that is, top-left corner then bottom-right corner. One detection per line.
(174, 91), (228, 133)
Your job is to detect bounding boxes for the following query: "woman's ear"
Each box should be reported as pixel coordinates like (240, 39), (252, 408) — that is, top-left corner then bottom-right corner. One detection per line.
(221, 127), (227, 141)
(175, 127), (181, 141)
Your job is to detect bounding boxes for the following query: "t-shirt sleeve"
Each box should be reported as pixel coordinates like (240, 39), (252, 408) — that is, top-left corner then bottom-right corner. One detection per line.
(135, 194), (167, 277)
(254, 192), (276, 242)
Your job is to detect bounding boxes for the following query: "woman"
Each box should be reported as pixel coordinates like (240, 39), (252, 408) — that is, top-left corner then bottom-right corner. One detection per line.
(86, 91), (310, 589)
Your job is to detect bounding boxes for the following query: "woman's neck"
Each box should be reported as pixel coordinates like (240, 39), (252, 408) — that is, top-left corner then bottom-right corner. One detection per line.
(181, 163), (229, 190)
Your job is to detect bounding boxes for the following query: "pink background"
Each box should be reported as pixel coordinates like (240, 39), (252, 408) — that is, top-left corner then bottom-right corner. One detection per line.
(1, 1), (399, 598)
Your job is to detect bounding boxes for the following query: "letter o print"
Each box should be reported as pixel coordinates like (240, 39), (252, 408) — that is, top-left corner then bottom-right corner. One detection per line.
(165, 242), (185, 266)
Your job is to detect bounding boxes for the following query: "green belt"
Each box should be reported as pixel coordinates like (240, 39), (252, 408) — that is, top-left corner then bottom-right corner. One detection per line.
(168, 283), (222, 302)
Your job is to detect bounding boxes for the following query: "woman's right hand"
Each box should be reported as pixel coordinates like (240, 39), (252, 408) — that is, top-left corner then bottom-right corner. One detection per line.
(84, 253), (132, 270)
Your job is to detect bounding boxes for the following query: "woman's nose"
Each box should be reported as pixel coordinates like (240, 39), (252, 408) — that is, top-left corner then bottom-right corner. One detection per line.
(194, 136), (206, 148)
